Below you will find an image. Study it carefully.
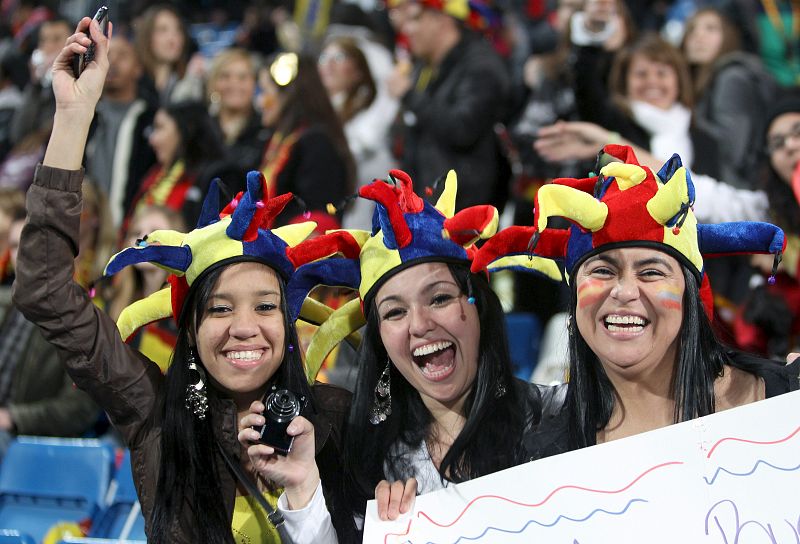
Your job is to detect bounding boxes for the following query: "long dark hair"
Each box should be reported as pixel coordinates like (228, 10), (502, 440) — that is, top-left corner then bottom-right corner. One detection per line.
(269, 55), (355, 193)
(149, 262), (311, 543)
(160, 101), (225, 173)
(565, 263), (726, 450)
(135, 4), (191, 79)
(342, 263), (527, 515)
(763, 164), (800, 234)
(681, 8), (741, 98)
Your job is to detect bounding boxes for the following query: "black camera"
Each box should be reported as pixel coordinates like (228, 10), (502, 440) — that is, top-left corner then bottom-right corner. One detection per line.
(253, 386), (307, 455)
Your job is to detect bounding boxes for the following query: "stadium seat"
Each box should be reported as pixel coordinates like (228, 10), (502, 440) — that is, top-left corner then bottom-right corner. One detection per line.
(504, 312), (543, 380)
(0, 530), (35, 544)
(0, 437), (113, 542)
(89, 450), (146, 540)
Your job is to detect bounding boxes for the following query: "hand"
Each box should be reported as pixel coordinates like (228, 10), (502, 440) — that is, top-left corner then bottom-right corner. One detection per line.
(386, 60), (413, 100)
(375, 478), (417, 521)
(583, 0), (616, 32)
(238, 401), (320, 510)
(186, 52), (207, 78)
(534, 120), (614, 162)
(51, 16), (112, 115)
(788, 353), (799, 364)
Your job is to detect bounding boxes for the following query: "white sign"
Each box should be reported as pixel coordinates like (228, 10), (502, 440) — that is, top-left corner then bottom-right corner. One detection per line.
(364, 390), (800, 543)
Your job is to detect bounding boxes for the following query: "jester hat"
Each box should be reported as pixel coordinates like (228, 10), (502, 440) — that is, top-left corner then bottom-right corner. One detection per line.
(283, 169), (562, 379)
(472, 145), (786, 305)
(104, 171), (320, 344)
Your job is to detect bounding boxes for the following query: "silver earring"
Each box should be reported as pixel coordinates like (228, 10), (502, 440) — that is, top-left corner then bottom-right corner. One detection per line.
(369, 359), (392, 424)
(185, 349), (208, 420)
(494, 378), (507, 399)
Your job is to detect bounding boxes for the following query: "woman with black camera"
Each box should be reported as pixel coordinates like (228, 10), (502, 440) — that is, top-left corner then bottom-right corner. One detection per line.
(240, 169), (566, 537)
(11, 17), (357, 544)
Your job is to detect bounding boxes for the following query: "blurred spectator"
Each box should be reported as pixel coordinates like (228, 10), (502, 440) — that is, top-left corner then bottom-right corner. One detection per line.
(682, 7), (777, 188)
(0, 16), (71, 192)
(233, 4), (280, 56)
(721, 0), (800, 86)
(319, 36), (398, 229)
(126, 101), (224, 229)
(0, 210), (99, 458)
(734, 90), (800, 357)
(85, 33), (157, 227)
(206, 47), (265, 173)
(573, 29), (721, 178)
(502, 0), (600, 324)
(0, 53), (22, 163)
(102, 204), (186, 372)
(5, 0), (56, 57)
(134, 4), (203, 105)
(9, 16), (71, 146)
(0, 127), (46, 192)
(388, 0), (511, 211)
(258, 52), (353, 225)
(0, 189), (25, 285)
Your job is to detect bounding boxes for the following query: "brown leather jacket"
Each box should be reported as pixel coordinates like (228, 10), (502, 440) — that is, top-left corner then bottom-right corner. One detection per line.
(13, 164), (357, 542)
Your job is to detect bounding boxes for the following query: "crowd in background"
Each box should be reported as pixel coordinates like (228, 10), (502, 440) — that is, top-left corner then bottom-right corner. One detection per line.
(0, 0), (799, 441)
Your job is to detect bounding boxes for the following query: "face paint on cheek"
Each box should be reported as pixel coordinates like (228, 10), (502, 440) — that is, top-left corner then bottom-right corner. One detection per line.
(657, 285), (683, 310)
(577, 279), (607, 309)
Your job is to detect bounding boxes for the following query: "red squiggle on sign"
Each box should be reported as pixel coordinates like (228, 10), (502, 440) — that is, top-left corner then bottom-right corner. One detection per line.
(706, 425), (800, 459)
(383, 518), (411, 544)
(416, 460), (683, 529)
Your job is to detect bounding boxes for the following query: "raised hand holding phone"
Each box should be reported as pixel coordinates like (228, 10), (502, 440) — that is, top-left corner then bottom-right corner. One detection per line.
(44, 15), (112, 171)
(72, 6), (109, 78)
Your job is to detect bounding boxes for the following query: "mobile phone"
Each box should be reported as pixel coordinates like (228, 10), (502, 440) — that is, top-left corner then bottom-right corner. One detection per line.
(72, 6), (109, 78)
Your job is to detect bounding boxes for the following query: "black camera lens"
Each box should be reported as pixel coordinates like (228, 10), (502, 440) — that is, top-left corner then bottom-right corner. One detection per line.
(265, 389), (302, 423)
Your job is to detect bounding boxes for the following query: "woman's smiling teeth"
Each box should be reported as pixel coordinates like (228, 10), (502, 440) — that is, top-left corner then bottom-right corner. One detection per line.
(412, 341), (456, 381)
(413, 340), (453, 357)
(604, 314), (648, 333)
(226, 350), (264, 362)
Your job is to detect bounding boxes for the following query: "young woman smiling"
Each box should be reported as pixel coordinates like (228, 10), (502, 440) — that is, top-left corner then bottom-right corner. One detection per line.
(240, 170), (564, 538)
(12, 18), (357, 543)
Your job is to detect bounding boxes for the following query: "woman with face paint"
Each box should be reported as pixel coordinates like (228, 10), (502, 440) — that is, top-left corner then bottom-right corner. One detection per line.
(473, 144), (800, 457)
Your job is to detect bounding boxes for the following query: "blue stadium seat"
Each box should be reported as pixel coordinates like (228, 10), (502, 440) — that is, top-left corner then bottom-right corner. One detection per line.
(0, 437), (113, 542)
(0, 530), (35, 544)
(504, 312), (543, 380)
(89, 450), (146, 540)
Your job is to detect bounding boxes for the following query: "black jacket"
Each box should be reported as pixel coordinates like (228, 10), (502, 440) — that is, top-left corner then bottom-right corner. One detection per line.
(398, 32), (511, 210)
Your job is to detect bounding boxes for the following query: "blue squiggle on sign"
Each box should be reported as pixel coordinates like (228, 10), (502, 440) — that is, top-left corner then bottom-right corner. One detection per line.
(704, 460), (800, 485)
(421, 498), (648, 544)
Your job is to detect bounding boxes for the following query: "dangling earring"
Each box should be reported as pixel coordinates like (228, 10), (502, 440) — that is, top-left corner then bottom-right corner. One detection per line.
(466, 274), (476, 305)
(494, 378), (507, 399)
(185, 349), (208, 420)
(369, 359), (392, 424)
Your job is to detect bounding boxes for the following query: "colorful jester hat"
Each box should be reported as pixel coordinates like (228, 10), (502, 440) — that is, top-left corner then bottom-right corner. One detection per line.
(282, 169), (562, 380)
(472, 145), (786, 314)
(104, 171), (320, 344)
